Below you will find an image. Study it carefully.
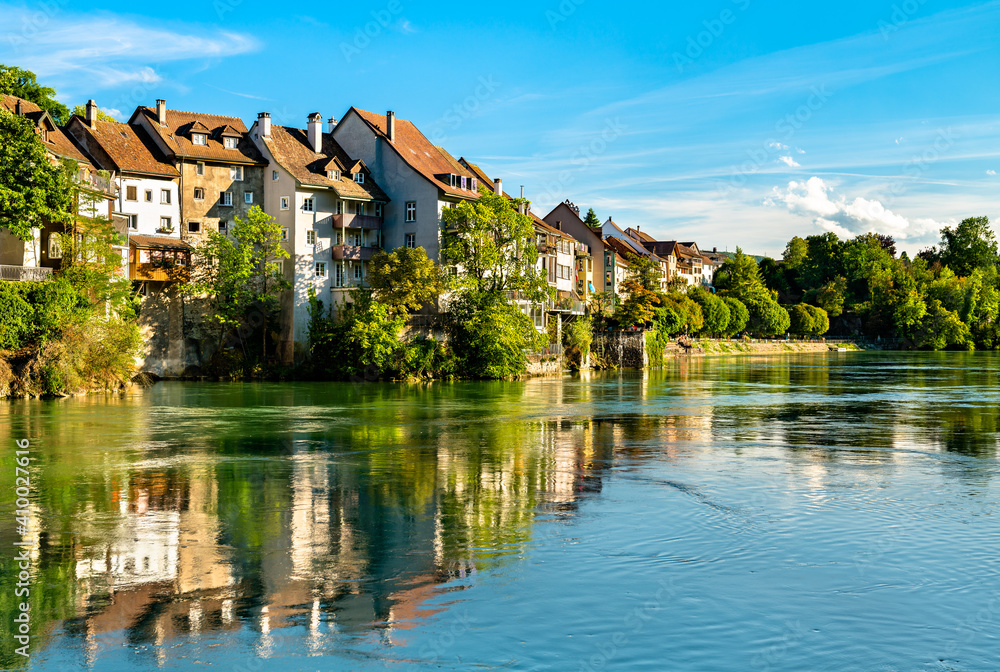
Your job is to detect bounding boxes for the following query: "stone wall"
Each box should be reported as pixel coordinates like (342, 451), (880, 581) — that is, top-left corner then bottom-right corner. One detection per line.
(137, 283), (211, 378)
(592, 331), (648, 369)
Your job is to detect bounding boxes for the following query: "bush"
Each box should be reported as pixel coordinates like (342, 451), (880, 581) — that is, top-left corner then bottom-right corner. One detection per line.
(564, 316), (593, 369)
(689, 287), (731, 336)
(746, 298), (790, 336)
(309, 292), (406, 380)
(0, 284), (33, 350)
(722, 297), (749, 336)
(448, 292), (543, 379)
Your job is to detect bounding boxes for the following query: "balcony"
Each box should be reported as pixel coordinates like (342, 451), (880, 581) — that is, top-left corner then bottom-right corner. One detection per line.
(130, 262), (190, 283)
(0, 265), (53, 282)
(73, 169), (117, 198)
(574, 242), (591, 257)
(331, 245), (379, 261)
(330, 214), (382, 230)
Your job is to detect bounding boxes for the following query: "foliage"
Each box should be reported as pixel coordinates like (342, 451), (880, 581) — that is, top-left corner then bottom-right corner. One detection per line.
(582, 208), (600, 228)
(715, 247), (770, 304)
(563, 316), (593, 369)
(613, 253), (664, 327)
(309, 290), (407, 380)
(367, 245), (445, 316)
(689, 287), (731, 336)
(0, 109), (74, 240)
(788, 303), (830, 336)
(721, 297), (749, 336)
(0, 64), (70, 123)
(652, 304), (685, 338)
(71, 104), (116, 123)
(447, 291), (544, 379)
(745, 297), (790, 336)
(939, 216), (998, 278)
(0, 279), (81, 350)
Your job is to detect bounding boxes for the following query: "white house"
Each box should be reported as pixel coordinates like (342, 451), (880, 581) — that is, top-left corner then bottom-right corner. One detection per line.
(249, 112), (390, 363)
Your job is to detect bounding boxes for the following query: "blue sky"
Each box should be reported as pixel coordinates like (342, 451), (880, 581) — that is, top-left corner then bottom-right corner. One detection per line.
(3, 0), (999, 256)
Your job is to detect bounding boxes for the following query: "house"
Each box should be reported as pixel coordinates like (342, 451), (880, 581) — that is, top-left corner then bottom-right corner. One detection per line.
(249, 112), (390, 363)
(602, 238), (632, 297)
(599, 218), (671, 291)
(0, 94), (117, 280)
(129, 99), (266, 244)
(331, 109), (481, 262)
(65, 100), (189, 287)
(543, 200), (605, 296)
(622, 228), (708, 287)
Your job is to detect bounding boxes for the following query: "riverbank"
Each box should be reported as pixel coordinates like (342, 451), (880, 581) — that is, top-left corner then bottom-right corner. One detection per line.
(679, 339), (863, 357)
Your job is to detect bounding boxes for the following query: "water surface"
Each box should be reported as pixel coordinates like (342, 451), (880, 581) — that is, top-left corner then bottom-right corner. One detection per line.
(2, 352), (999, 671)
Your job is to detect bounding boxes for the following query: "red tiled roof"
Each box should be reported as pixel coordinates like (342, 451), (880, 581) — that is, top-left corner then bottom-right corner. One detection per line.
(129, 234), (191, 249)
(1, 94), (91, 165)
(67, 117), (179, 178)
(264, 124), (388, 202)
(133, 106), (265, 165)
(349, 108), (480, 199)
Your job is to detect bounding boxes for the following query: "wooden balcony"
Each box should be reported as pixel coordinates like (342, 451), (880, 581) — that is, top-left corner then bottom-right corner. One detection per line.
(330, 214), (382, 230)
(331, 245), (379, 261)
(129, 234), (192, 283)
(130, 261), (190, 283)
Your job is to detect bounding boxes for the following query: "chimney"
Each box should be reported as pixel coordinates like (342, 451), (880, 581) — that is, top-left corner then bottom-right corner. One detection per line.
(155, 99), (166, 126)
(85, 100), (98, 129)
(327, 117), (337, 133)
(307, 113), (322, 153)
(713, 247), (717, 253)
(15, 99), (22, 116)
(386, 110), (395, 143)
(257, 112), (271, 139)
(493, 178), (502, 195)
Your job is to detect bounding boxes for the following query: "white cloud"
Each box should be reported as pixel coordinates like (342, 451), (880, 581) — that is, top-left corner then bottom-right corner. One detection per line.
(0, 7), (258, 91)
(778, 155), (801, 168)
(765, 176), (951, 241)
(988, 169), (997, 176)
(768, 141), (789, 150)
(895, 137), (904, 144)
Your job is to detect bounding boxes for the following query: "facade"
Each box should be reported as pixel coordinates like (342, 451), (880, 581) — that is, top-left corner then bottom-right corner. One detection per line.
(602, 239), (631, 297)
(0, 94), (117, 279)
(543, 200), (606, 295)
(249, 112), (390, 362)
(332, 108), (481, 262)
(129, 99), (266, 246)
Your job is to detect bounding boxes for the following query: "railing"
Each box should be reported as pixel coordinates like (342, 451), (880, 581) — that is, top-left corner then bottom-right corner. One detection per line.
(0, 265), (53, 282)
(331, 245), (378, 261)
(330, 214), (382, 230)
(73, 170), (117, 197)
(574, 242), (591, 256)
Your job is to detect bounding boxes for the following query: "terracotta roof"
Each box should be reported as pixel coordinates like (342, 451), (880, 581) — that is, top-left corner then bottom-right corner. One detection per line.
(349, 108), (480, 199)
(264, 124), (388, 202)
(67, 117), (179, 178)
(624, 227), (656, 244)
(133, 106), (265, 165)
(604, 239), (632, 266)
(1, 94), (91, 165)
(129, 235), (192, 249)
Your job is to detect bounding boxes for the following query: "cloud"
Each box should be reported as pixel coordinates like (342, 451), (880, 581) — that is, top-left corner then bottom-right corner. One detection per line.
(895, 137), (904, 144)
(778, 155), (801, 168)
(768, 141), (790, 150)
(988, 169), (997, 176)
(765, 176), (951, 241)
(0, 7), (258, 91)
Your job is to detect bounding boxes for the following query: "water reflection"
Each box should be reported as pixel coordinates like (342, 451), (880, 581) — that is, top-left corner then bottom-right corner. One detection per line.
(1, 352), (999, 669)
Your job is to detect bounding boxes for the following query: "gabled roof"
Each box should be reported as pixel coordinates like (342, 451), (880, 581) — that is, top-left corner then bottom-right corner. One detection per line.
(604, 238), (632, 265)
(131, 106), (265, 165)
(600, 217), (662, 260)
(66, 117), (179, 178)
(1, 94), (91, 165)
(264, 123), (388, 201)
(216, 124), (241, 138)
(348, 108), (480, 199)
(531, 212), (574, 241)
(624, 227), (656, 244)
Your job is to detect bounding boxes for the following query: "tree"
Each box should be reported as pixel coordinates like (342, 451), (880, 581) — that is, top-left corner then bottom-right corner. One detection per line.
(309, 291), (406, 379)
(800, 232), (845, 291)
(367, 246), (445, 316)
(583, 208), (600, 228)
(0, 64), (70, 123)
(782, 236), (808, 269)
(613, 253), (664, 327)
(0, 109), (73, 240)
(722, 297), (749, 336)
(745, 297), (790, 336)
(939, 216), (998, 278)
(788, 304), (828, 336)
(186, 206), (290, 361)
(447, 291), (543, 379)
(715, 248), (770, 303)
(71, 104), (116, 123)
(689, 287), (730, 336)
(441, 191), (548, 301)
(804, 276), (846, 317)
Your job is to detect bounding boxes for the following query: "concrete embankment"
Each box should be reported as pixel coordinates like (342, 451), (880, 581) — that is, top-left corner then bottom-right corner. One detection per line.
(676, 339), (861, 357)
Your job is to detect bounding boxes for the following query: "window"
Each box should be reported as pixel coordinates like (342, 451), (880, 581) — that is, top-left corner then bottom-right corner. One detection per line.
(280, 196), (289, 210)
(375, 202), (383, 217)
(244, 192), (253, 204)
(193, 187), (204, 200)
(218, 220), (228, 233)
(405, 233), (416, 249)
(306, 230), (316, 245)
(354, 265), (362, 281)
(314, 262), (327, 278)
(280, 228), (288, 241)
(353, 172), (365, 184)
(230, 166), (243, 181)
(192, 133), (207, 146)
(335, 201), (343, 215)
(272, 170), (279, 181)
(460, 176), (467, 190)
(224, 136), (238, 149)
(328, 170), (340, 181)
(335, 264), (344, 287)
(145, 189), (153, 202)
(159, 216), (172, 231)
(196, 162), (205, 176)
(336, 231), (343, 245)
(352, 201), (363, 215)
(220, 191), (233, 206)
(405, 201), (416, 222)
(48, 234), (62, 259)
(176, 253), (187, 266)
(471, 178), (478, 191)
(188, 221), (201, 233)
(126, 186), (137, 201)
(161, 189), (171, 204)
(302, 198), (314, 212)
(125, 214), (137, 230)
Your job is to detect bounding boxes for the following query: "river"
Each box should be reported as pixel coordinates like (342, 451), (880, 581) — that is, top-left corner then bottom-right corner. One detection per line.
(2, 352), (998, 671)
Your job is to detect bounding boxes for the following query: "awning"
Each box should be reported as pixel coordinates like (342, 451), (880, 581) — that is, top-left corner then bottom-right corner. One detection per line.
(588, 282), (595, 292)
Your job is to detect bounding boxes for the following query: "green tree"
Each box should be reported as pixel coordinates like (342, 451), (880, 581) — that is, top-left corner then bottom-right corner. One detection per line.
(721, 297), (749, 336)
(0, 109), (74, 240)
(745, 297), (790, 336)
(715, 247), (770, 303)
(800, 232), (845, 291)
(612, 253), (664, 327)
(689, 287), (731, 336)
(939, 216), (998, 278)
(447, 291), (543, 379)
(71, 104), (116, 123)
(309, 291), (406, 379)
(367, 245), (445, 316)
(583, 208), (600, 228)
(0, 64), (70, 123)
(782, 236), (808, 269)
(804, 276), (846, 317)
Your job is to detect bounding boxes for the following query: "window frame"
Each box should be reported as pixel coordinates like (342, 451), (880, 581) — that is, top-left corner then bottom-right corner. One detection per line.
(244, 191), (253, 204)
(188, 221), (201, 234)
(302, 197), (315, 212)
(196, 162), (205, 176)
(223, 136), (238, 149)
(230, 166), (243, 181)
(314, 261), (327, 278)
(192, 133), (207, 146)
(280, 196), (289, 210)
(405, 233), (416, 249)
(306, 230), (317, 245)
(125, 185), (137, 202)
(193, 187), (205, 200)
(220, 191), (233, 207)
(160, 189), (171, 205)
(159, 216), (172, 231)
(405, 201), (416, 222)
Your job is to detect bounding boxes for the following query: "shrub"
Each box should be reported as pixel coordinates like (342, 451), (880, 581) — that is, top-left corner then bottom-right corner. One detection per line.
(448, 292), (543, 379)
(722, 297), (749, 336)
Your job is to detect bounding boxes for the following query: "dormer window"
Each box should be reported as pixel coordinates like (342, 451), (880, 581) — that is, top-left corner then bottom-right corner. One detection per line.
(354, 172), (365, 184)
(192, 133), (207, 146)
(224, 137), (238, 149)
(460, 176), (467, 190)
(471, 178), (478, 191)
(328, 170), (341, 181)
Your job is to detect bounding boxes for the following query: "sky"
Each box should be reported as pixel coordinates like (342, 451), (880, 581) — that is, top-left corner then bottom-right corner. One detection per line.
(3, 0), (999, 256)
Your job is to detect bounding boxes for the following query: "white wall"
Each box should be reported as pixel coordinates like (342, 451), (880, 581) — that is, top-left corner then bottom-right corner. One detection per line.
(117, 175), (181, 238)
